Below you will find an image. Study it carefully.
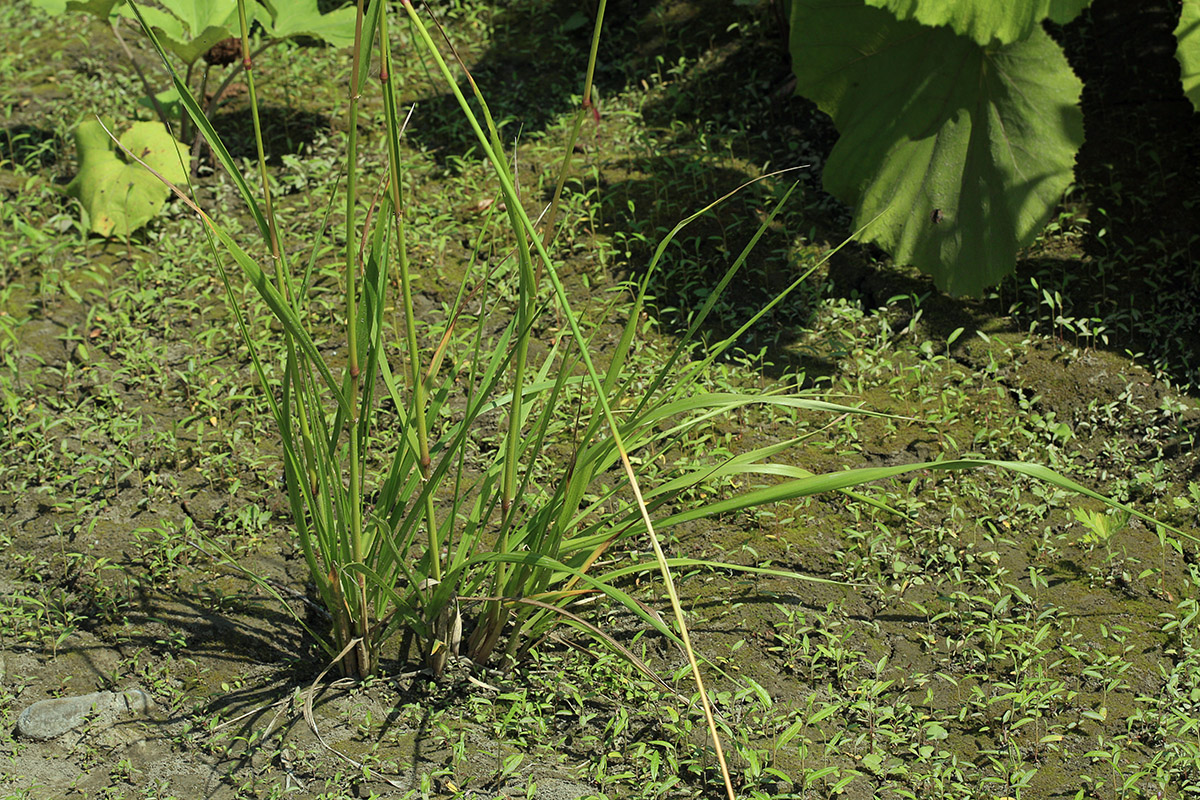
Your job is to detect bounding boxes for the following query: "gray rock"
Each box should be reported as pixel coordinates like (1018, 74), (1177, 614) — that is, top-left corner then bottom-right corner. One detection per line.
(17, 688), (152, 741)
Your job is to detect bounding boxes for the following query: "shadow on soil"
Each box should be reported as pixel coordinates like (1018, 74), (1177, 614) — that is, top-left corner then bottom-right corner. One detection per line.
(409, 0), (1200, 391)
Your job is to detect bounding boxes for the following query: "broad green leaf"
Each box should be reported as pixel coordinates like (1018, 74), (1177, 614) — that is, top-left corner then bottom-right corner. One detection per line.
(658, 458), (1192, 544)
(789, 0), (1084, 295)
(1045, 0), (1091, 24)
(29, 0), (121, 17)
(122, 0), (240, 65)
(121, 121), (190, 184)
(259, 0), (357, 48)
(863, 0), (1092, 46)
(137, 86), (183, 120)
(1177, 0), (1200, 111)
(66, 119), (188, 238)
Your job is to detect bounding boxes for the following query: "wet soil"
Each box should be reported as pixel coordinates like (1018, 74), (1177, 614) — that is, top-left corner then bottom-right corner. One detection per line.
(2, 0), (1200, 798)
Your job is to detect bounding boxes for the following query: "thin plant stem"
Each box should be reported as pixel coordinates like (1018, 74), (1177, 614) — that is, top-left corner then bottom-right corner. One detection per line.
(343, 0), (371, 678)
(375, 11), (437, 581)
(376, 3), (446, 672)
(232, 4), (330, 662)
(234, 3), (280, 268)
(416, 4), (532, 658)
(538, 0), (606, 261)
(110, 19), (168, 128)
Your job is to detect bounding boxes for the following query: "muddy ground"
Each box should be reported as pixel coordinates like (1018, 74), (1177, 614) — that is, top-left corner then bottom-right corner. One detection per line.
(3, 0), (1200, 798)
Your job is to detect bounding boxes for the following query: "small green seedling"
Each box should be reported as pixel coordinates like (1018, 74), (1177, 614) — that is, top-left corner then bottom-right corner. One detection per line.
(1072, 505), (1131, 556)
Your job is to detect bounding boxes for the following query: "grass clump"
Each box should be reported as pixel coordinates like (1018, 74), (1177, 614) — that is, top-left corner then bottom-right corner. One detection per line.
(132, 0), (857, 719)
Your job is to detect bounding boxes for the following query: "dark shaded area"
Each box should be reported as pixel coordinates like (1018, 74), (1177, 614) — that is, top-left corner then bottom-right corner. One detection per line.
(0, 124), (60, 170)
(402, 0), (662, 158)
(405, 0), (1200, 387)
(400, 0), (835, 352)
(208, 105), (333, 164)
(1047, 0), (1200, 381)
(828, 0), (1200, 390)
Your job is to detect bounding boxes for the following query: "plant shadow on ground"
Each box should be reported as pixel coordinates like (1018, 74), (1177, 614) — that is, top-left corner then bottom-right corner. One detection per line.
(825, 0), (1200, 390)
(208, 105), (333, 164)
(428, 0), (851, 375)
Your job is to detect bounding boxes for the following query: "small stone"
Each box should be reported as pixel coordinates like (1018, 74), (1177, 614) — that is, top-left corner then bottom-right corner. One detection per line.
(17, 688), (153, 741)
(18, 691), (106, 740)
(534, 777), (599, 800)
(120, 688), (153, 715)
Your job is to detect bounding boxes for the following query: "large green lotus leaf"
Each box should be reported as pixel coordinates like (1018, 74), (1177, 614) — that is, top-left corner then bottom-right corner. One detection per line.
(120, 121), (190, 186)
(1044, 0), (1092, 23)
(790, 0), (1083, 296)
(66, 121), (118, 221)
(863, 0), (1092, 45)
(66, 120), (188, 238)
(259, 0), (357, 48)
(120, 0), (240, 64)
(1178, 0), (1200, 111)
(30, 0), (121, 17)
(137, 86), (184, 121)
